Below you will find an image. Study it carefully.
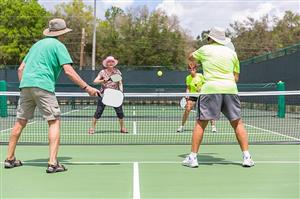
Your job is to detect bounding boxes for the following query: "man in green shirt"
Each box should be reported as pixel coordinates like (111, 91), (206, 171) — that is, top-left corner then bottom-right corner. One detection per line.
(182, 27), (254, 168)
(4, 18), (99, 173)
(177, 65), (217, 133)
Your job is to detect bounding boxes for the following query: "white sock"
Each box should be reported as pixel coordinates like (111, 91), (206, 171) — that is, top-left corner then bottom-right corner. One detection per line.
(243, 151), (251, 159)
(190, 152), (197, 158)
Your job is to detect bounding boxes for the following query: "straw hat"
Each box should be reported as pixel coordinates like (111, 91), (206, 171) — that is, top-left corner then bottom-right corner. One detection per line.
(43, 18), (72, 37)
(205, 27), (231, 45)
(102, 56), (118, 67)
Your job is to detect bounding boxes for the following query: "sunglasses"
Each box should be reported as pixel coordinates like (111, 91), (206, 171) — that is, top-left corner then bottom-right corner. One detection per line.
(188, 68), (197, 71)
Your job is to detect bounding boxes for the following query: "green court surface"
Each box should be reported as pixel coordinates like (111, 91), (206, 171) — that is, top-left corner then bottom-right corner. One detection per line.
(0, 145), (299, 199)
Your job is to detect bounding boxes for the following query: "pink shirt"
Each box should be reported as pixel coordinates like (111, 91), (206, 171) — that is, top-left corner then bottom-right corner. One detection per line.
(98, 68), (122, 93)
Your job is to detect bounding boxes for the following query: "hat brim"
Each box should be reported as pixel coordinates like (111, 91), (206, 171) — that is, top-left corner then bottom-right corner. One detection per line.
(43, 28), (72, 37)
(102, 59), (118, 68)
(206, 34), (231, 45)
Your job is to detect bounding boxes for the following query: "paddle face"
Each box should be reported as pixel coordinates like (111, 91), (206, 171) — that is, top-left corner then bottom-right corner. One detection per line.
(179, 97), (187, 109)
(110, 74), (122, 82)
(102, 88), (124, 107)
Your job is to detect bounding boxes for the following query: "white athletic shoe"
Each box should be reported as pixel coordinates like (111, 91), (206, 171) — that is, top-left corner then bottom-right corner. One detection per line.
(177, 126), (183, 133)
(242, 157), (255, 167)
(211, 125), (217, 133)
(182, 155), (199, 168)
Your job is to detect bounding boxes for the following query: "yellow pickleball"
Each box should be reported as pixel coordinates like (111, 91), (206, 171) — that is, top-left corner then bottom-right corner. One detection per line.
(157, 70), (163, 77)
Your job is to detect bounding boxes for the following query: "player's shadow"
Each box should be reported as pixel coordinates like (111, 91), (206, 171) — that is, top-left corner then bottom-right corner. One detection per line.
(178, 153), (241, 166)
(24, 157), (121, 167)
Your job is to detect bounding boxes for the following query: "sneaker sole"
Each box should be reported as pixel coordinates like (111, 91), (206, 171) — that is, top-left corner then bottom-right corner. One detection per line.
(182, 163), (199, 168)
(242, 164), (255, 167)
(4, 163), (22, 169)
(46, 168), (68, 173)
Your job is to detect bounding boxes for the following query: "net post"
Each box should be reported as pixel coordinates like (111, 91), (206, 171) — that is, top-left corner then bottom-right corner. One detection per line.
(0, 80), (8, 117)
(277, 81), (285, 118)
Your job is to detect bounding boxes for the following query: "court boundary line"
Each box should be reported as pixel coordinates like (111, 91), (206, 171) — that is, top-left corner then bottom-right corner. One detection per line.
(0, 106), (91, 133)
(0, 161), (299, 164)
(133, 162), (140, 199)
(244, 123), (300, 141)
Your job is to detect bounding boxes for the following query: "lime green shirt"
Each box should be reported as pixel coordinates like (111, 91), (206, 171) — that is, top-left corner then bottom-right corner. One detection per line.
(20, 37), (73, 93)
(193, 43), (240, 94)
(186, 73), (205, 93)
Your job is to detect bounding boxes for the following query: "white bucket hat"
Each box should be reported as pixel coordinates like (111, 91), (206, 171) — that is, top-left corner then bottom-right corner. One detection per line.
(102, 56), (118, 67)
(205, 27), (231, 45)
(43, 18), (72, 37)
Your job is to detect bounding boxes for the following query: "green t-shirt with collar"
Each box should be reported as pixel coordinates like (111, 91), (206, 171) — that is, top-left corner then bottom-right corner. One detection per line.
(20, 37), (73, 93)
(192, 43), (240, 94)
(186, 73), (205, 93)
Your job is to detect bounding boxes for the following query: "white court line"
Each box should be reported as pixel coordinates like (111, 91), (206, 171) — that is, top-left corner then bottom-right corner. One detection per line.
(133, 106), (137, 135)
(0, 120), (37, 133)
(133, 122), (137, 135)
(245, 123), (300, 141)
(0, 106), (90, 133)
(133, 162), (141, 199)
(0, 161), (299, 164)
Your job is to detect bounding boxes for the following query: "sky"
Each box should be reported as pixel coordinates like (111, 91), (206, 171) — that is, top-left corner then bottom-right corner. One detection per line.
(38, 0), (300, 37)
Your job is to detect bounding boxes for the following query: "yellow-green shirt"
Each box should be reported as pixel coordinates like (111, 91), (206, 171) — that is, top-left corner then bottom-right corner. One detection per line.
(192, 43), (240, 94)
(186, 73), (205, 93)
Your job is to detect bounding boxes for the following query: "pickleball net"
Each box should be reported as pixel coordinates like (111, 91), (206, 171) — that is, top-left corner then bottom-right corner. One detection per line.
(1, 91), (299, 145)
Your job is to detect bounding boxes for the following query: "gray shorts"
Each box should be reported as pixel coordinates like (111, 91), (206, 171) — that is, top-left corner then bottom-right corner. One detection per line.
(17, 88), (61, 121)
(197, 94), (241, 121)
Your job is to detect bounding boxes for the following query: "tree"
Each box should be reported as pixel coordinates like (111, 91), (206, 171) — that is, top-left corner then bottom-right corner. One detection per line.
(95, 6), (189, 70)
(272, 11), (300, 48)
(52, 0), (94, 67)
(0, 0), (50, 65)
(228, 11), (300, 60)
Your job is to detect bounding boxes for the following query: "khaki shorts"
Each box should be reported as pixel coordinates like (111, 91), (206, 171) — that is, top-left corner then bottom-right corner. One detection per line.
(17, 88), (61, 121)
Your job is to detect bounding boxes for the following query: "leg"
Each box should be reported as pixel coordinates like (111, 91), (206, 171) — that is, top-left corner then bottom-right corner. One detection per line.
(48, 119), (60, 165)
(90, 97), (105, 134)
(181, 100), (195, 126)
(222, 94), (254, 167)
(183, 94), (221, 168)
(32, 88), (67, 172)
(89, 117), (98, 134)
(230, 119), (249, 151)
(177, 100), (195, 132)
(191, 120), (209, 153)
(182, 119), (208, 168)
(118, 119), (127, 133)
(6, 119), (27, 160)
(114, 105), (127, 133)
(210, 120), (217, 132)
(7, 88), (35, 161)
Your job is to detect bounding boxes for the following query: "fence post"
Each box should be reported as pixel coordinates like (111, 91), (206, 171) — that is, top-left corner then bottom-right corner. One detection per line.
(0, 80), (8, 117)
(277, 81), (285, 118)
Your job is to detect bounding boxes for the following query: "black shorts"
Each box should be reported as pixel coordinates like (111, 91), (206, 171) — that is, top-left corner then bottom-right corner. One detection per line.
(188, 97), (198, 102)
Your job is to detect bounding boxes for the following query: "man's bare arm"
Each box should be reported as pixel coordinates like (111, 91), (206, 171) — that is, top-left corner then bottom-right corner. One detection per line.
(234, 72), (239, 82)
(18, 62), (26, 81)
(63, 64), (100, 96)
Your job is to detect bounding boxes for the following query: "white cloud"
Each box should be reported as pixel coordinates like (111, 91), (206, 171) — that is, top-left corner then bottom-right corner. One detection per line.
(156, 1), (300, 38)
(102, 0), (134, 9)
(156, 0), (184, 16)
(232, 2), (282, 22)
